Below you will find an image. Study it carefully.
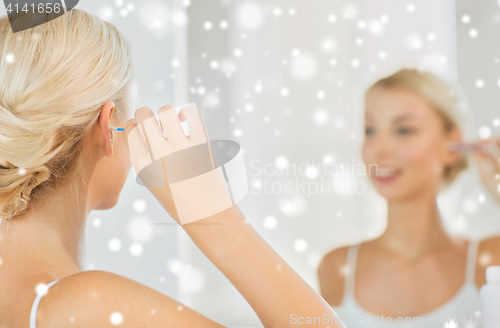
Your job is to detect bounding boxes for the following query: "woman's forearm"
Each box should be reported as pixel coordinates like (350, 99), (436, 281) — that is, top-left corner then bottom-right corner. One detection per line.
(182, 205), (345, 328)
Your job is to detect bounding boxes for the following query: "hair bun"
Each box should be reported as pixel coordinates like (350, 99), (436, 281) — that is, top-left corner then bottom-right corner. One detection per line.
(0, 165), (50, 220)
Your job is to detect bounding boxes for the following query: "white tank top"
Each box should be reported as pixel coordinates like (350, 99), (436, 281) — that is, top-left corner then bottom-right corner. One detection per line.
(336, 239), (482, 328)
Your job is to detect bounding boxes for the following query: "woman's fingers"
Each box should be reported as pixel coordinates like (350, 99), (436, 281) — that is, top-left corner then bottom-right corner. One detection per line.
(134, 106), (170, 159)
(158, 105), (186, 142)
(178, 106), (208, 145)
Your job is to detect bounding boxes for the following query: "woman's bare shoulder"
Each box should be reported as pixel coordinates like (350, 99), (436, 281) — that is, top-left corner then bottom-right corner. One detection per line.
(317, 245), (350, 307)
(36, 270), (224, 328)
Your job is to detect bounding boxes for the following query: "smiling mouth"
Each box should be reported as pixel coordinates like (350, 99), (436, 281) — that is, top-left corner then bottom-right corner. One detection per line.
(373, 167), (401, 181)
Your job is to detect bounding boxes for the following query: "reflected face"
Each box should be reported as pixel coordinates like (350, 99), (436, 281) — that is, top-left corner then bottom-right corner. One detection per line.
(362, 86), (452, 201)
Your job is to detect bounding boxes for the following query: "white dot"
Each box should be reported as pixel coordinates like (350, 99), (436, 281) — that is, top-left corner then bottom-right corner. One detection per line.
(244, 103), (254, 112)
(219, 20), (228, 29)
(119, 8), (128, 17)
(110, 312), (123, 325)
(210, 61), (219, 69)
(317, 90), (326, 99)
(355, 38), (363, 45)
(275, 156), (289, 169)
(329, 58), (337, 66)
(234, 48), (243, 57)
(291, 48), (300, 57)
(97, 7), (114, 20)
(197, 86), (206, 95)
(273, 7), (282, 16)
(378, 51), (387, 60)
(294, 239), (308, 253)
(290, 54), (318, 81)
(0, 257), (2, 266)
(322, 39), (336, 52)
(313, 108), (329, 125)
(478, 194), (486, 203)
(179, 267), (206, 293)
(172, 10), (188, 27)
(35, 283), (49, 296)
(126, 3), (135, 11)
(328, 14), (337, 23)
(115, 0), (124, 6)
(130, 243), (143, 257)
(406, 35), (422, 49)
(108, 238), (122, 252)
(19, 167), (27, 175)
(237, 2), (264, 30)
(92, 218), (102, 227)
(254, 83), (263, 93)
(343, 4), (359, 20)
(5, 53), (14, 64)
(380, 15), (389, 23)
(497, 77), (500, 89)
(305, 166), (319, 179)
(127, 217), (154, 243)
(204, 21), (213, 30)
(476, 79), (485, 89)
(234, 129), (243, 137)
(323, 154), (336, 164)
(493, 118), (500, 126)
(479, 126), (492, 139)
(171, 58), (180, 68)
(133, 199), (147, 213)
(427, 33), (436, 41)
(183, 0), (191, 6)
(406, 3), (415, 12)
(280, 88), (289, 97)
(357, 20), (367, 29)
(289, 8), (296, 15)
(469, 29), (478, 38)
(462, 15), (471, 24)
(351, 58), (360, 67)
(368, 19), (385, 36)
(263, 216), (278, 229)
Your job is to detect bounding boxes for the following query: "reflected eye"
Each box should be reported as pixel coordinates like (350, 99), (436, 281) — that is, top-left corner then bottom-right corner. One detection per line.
(397, 127), (414, 135)
(365, 127), (375, 136)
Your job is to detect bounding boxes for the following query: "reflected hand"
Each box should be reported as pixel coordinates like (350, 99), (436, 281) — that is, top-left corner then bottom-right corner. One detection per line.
(474, 137), (500, 205)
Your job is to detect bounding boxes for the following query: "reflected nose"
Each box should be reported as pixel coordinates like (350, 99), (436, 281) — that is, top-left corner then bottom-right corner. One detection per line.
(371, 132), (394, 160)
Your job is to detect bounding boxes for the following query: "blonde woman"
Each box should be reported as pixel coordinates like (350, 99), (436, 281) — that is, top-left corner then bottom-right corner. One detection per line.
(318, 68), (500, 327)
(0, 10), (344, 328)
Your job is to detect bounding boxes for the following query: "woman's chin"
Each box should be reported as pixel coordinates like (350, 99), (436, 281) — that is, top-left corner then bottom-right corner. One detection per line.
(94, 197), (119, 210)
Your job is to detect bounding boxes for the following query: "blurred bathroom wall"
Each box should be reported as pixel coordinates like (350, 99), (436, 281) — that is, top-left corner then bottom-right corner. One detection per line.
(180, 0), (500, 327)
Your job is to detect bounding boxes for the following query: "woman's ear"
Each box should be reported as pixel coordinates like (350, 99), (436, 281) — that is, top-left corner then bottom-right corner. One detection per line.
(96, 100), (115, 157)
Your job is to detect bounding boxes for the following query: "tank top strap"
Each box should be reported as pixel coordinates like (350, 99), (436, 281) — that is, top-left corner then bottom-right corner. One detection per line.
(343, 244), (361, 301)
(465, 239), (478, 284)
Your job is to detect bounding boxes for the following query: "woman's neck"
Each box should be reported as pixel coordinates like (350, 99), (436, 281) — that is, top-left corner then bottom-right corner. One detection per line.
(376, 190), (452, 261)
(0, 177), (90, 277)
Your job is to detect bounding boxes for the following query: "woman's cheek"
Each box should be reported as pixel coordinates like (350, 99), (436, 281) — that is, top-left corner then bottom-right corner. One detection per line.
(398, 143), (443, 179)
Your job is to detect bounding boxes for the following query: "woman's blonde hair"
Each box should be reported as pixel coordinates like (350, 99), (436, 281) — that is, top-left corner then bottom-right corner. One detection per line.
(366, 68), (468, 186)
(0, 9), (135, 220)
